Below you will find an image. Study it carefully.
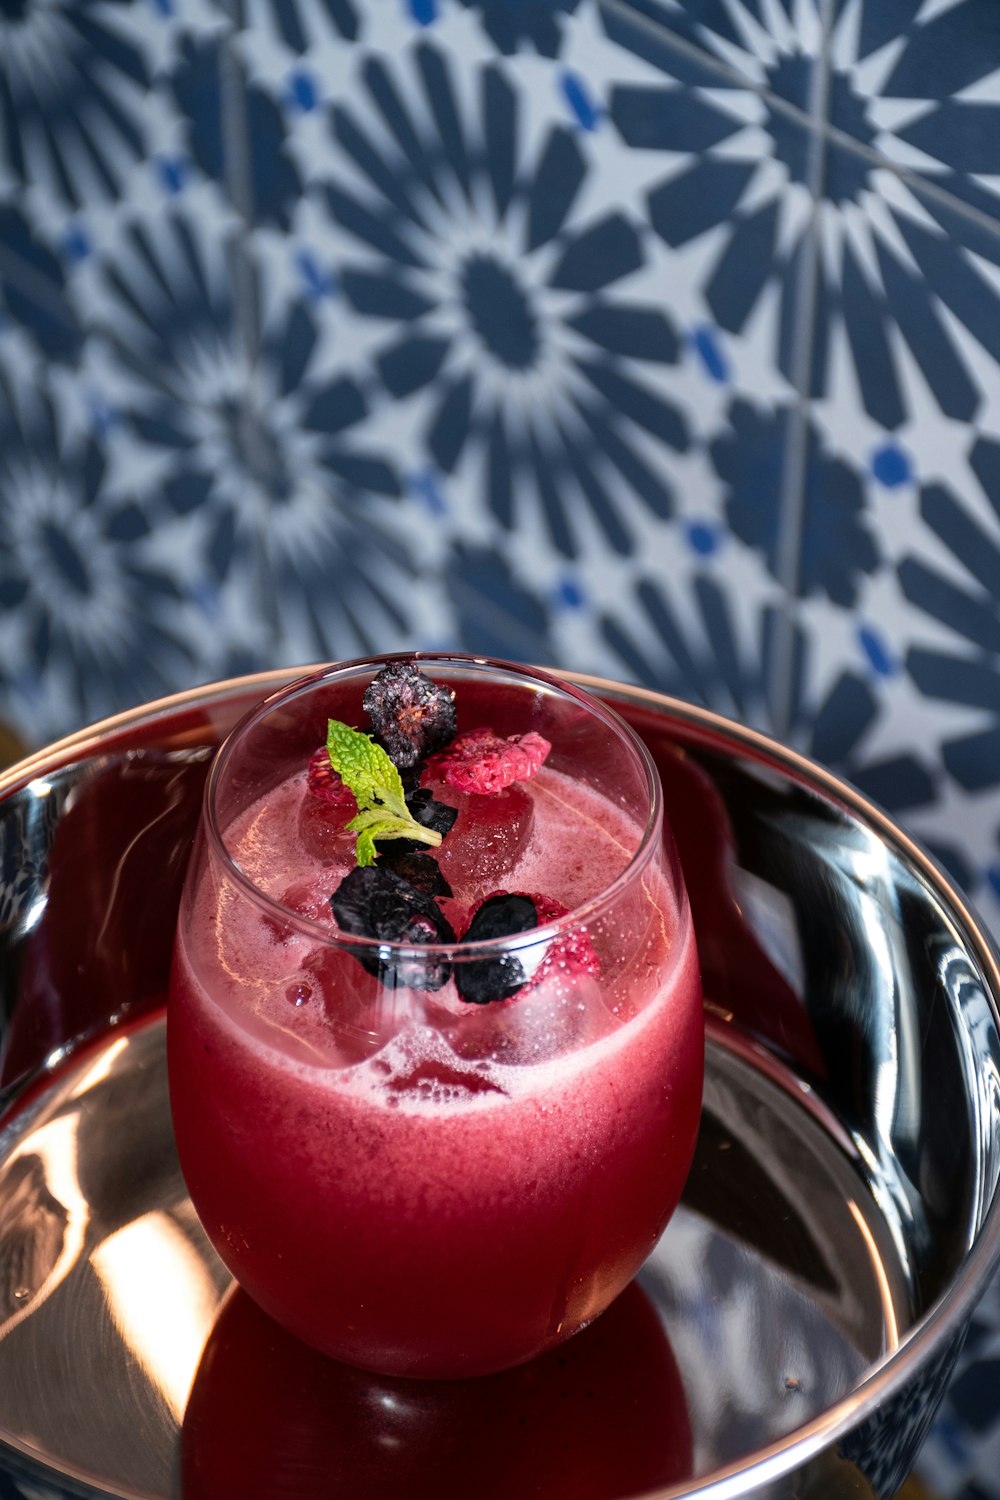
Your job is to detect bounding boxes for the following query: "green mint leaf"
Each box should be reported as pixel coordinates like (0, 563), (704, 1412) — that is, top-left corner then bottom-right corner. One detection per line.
(349, 814), (441, 868)
(326, 719), (406, 813)
(355, 828), (379, 868)
(326, 719), (443, 866)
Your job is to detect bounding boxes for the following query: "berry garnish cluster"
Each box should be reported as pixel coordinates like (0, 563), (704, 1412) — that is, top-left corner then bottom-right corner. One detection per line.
(306, 661), (597, 1004)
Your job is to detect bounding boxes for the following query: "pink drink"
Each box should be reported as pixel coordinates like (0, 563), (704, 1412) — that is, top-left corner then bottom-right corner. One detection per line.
(168, 658), (703, 1378)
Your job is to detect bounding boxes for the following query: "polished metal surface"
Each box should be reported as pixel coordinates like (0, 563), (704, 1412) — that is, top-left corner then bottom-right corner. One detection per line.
(0, 667), (998, 1500)
(0, 1014), (907, 1499)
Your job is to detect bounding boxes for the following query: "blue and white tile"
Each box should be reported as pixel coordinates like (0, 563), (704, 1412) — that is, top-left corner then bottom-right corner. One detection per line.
(804, 156), (1000, 438)
(593, 21), (831, 403)
(596, 0), (826, 99)
(804, 283), (1000, 925)
(828, 0), (1000, 228)
(0, 0), (157, 215)
(0, 364), (204, 744)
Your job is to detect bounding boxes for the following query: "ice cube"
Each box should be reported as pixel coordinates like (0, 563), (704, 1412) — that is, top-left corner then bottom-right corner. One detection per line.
(297, 796), (356, 865)
(278, 876), (338, 926)
(443, 965), (610, 1067)
(430, 782), (534, 900)
(300, 943), (418, 1065)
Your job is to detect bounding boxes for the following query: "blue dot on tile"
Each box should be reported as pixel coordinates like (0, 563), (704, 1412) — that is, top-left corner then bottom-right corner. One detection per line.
(560, 71), (601, 132)
(157, 156), (186, 196)
(408, 0), (436, 25)
(64, 225), (91, 263)
(148, 0), (173, 17)
(88, 395), (116, 435)
(872, 442), (912, 488)
(691, 325), (729, 384)
(409, 469), (447, 517)
(687, 521), (719, 557)
(295, 249), (335, 301)
(554, 575), (586, 609)
(191, 579), (222, 620)
(987, 864), (1000, 904)
(858, 623), (897, 677)
(289, 70), (318, 112)
(15, 666), (43, 700)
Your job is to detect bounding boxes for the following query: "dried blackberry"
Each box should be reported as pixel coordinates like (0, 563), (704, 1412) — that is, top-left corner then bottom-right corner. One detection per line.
(330, 866), (456, 991)
(455, 893), (539, 1005)
(377, 850), (453, 899)
(363, 662), (457, 770)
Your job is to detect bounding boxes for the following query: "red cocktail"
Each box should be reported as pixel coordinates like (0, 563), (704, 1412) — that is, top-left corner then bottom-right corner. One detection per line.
(168, 655), (703, 1377)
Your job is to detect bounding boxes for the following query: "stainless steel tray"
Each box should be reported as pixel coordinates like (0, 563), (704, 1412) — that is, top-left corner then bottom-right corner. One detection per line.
(1, 670), (998, 1500)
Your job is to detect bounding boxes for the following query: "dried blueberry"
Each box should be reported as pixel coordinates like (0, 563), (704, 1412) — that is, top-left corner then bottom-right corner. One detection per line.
(455, 893), (539, 1005)
(330, 866), (456, 991)
(363, 662), (457, 770)
(375, 787), (458, 859)
(377, 850), (453, 899)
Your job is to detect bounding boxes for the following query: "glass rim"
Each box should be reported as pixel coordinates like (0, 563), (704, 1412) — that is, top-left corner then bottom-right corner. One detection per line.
(204, 651), (668, 958)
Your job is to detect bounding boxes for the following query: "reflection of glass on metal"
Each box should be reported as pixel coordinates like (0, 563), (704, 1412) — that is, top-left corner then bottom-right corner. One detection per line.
(0, 1020), (230, 1496)
(68, 1036), (130, 1101)
(1, 1114), (89, 1334)
(93, 1211), (219, 1423)
(939, 943), (1000, 1233)
(846, 1198), (901, 1349)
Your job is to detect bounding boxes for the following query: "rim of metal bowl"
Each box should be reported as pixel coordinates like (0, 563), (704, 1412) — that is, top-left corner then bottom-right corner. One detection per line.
(1, 666), (999, 1500)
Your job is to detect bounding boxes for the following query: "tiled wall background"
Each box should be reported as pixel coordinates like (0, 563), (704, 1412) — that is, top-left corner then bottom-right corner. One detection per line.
(4, 0), (1000, 932)
(2, 1), (1000, 1493)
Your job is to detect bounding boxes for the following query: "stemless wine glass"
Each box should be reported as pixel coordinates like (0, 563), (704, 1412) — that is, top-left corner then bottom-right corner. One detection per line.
(167, 654), (703, 1379)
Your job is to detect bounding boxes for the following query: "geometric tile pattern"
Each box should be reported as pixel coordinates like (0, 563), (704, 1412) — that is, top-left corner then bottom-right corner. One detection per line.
(2, 2), (1000, 1489)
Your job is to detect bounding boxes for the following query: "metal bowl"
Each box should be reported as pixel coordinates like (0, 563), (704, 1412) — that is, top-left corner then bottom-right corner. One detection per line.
(0, 670), (998, 1500)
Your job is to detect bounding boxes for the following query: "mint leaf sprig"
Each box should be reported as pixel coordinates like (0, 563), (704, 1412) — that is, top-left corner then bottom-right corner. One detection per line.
(326, 718), (443, 868)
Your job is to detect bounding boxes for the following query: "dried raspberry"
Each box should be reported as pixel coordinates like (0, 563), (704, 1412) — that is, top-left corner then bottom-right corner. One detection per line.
(520, 894), (601, 992)
(363, 662), (457, 770)
(307, 747), (358, 811)
(431, 728), (551, 795)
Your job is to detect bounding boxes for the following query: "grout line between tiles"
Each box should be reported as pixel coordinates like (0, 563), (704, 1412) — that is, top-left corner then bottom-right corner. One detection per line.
(217, 0), (260, 366)
(766, 0), (835, 745)
(217, 0), (280, 645)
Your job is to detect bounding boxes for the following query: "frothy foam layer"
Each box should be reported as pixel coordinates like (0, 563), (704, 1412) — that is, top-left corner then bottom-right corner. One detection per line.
(177, 914), (695, 1118)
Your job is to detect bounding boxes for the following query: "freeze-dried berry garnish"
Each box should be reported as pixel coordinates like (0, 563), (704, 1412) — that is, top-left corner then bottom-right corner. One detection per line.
(455, 892), (539, 1005)
(374, 788), (457, 859)
(325, 719), (445, 866)
(377, 850), (453, 899)
(431, 727), (551, 795)
(363, 662), (457, 771)
(520, 893), (600, 993)
(307, 746), (358, 810)
(330, 866), (456, 991)
(454, 891), (599, 1004)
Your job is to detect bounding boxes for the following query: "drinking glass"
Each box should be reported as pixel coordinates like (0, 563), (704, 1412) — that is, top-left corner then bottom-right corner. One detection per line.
(167, 653), (703, 1378)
